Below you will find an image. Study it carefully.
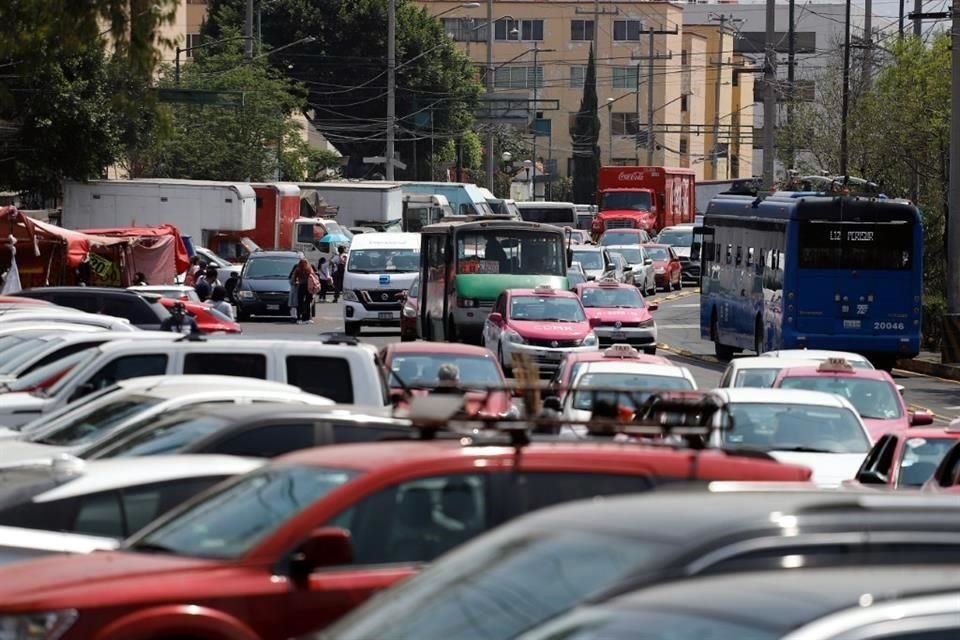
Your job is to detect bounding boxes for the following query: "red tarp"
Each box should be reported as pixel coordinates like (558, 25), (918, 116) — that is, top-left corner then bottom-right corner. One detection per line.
(78, 224), (190, 275)
(0, 206), (132, 287)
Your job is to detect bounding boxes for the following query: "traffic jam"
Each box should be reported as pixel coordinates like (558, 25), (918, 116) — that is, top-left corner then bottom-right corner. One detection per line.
(0, 175), (958, 639)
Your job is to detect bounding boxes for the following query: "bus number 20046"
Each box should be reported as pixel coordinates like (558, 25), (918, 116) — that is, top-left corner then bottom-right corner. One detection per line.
(873, 321), (905, 331)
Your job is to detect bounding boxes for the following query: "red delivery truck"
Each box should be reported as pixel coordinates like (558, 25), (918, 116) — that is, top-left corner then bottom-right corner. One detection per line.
(208, 183), (301, 261)
(594, 166), (696, 236)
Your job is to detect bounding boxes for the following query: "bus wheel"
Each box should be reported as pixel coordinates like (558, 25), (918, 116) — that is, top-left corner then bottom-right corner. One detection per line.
(712, 312), (735, 361)
(754, 319), (765, 355)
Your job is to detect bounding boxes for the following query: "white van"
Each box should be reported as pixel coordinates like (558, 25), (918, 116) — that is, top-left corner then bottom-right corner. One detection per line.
(516, 201), (578, 228)
(342, 232), (421, 336)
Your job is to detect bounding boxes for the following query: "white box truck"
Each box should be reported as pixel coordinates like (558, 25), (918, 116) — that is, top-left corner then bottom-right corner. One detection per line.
(62, 179), (257, 246)
(297, 182), (402, 230)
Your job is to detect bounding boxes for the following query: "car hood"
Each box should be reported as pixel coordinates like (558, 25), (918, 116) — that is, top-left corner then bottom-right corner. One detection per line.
(0, 441), (70, 467)
(240, 277), (291, 293)
(767, 452), (864, 487)
(584, 308), (652, 323)
(510, 319), (591, 341)
(863, 417), (910, 440)
(0, 550), (224, 610)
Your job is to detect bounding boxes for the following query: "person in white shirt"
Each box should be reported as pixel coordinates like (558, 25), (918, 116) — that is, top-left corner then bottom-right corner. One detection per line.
(207, 285), (235, 321)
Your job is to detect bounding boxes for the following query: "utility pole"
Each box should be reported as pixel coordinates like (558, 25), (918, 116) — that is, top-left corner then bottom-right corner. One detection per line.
(485, 0), (495, 190)
(863, 0), (873, 88)
(914, 0), (923, 36)
(899, 0), (905, 38)
(709, 14), (728, 179)
(386, 0), (397, 180)
(840, 0), (851, 178)
(575, 0), (618, 51)
(946, 0), (960, 352)
(634, 64), (641, 164)
(762, 0), (776, 188)
(532, 43), (540, 199)
(244, 0), (254, 60)
(787, 0), (796, 168)
(630, 26), (676, 166)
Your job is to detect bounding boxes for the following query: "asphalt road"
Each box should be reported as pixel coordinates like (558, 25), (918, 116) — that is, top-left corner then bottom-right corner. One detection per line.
(237, 290), (960, 424)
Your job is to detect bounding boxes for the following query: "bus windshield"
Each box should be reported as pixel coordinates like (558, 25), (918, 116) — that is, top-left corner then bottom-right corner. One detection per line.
(798, 221), (913, 270)
(518, 207), (576, 226)
(601, 191), (652, 211)
(456, 230), (564, 276)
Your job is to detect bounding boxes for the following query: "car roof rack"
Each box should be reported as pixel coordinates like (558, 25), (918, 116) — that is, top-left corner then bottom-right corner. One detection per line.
(175, 332), (207, 342)
(317, 332), (360, 345)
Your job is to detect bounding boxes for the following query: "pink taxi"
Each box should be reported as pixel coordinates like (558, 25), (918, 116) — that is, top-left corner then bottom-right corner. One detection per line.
(773, 358), (933, 440)
(482, 285), (598, 376)
(575, 278), (659, 353)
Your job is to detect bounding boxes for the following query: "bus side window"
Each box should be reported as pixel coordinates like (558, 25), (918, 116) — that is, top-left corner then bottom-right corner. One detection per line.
(735, 246), (742, 266)
(746, 247), (754, 267)
(725, 244), (732, 264)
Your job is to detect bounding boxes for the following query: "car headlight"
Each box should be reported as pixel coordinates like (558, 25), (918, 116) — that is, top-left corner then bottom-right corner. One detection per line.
(402, 304), (417, 318)
(638, 318), (656, 329)
(654, 267), (666, 274)
(237, 290), (254, 300)
(342, 290), (359, 302)
(0, 610), (78, 640)
(581, 332), (598, 347)
(504, 329), (526, 344)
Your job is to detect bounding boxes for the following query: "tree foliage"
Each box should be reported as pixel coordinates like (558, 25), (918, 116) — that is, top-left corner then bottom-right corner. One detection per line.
(203, 0), (482, 177)
(571, 46), (600, 204)
(136, 42), (307, 182)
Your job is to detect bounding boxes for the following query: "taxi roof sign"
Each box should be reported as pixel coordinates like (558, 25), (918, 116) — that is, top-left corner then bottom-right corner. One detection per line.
(597, 277), (621, 287)
(817, 357), (855, 373)
(603, 344), (641, 358)
(533, 284), (556, 294)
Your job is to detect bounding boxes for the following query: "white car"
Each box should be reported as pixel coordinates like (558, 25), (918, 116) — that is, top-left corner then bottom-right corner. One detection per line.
(569, 246), (615, 282)
(760, 349), (875, 370)
(606, 244), (656, 296)
(707, 388), (872, 487)
(0, 454), (263, 538)
(561, 360), (697, 427)
(128, 285), (201, 303)
(0, 526), (118, 566)
(0, 310), (138, 332)
(718, 357), (825, 389)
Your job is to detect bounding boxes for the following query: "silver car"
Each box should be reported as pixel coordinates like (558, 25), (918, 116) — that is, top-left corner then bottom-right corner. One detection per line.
(607, 244), (656, 296)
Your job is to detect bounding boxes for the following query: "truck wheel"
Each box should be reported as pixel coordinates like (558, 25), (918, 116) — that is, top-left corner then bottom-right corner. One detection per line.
(345, 322), (361, 337)
(754, 318), (765, 355)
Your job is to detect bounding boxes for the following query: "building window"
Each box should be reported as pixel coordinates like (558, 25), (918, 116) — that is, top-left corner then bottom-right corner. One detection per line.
(442, 18), (487, 42)
(681, 94), (688, 112)
(570, 19), (594, 41)
(613, 20), (643, 41)
(611, 112), (640, 136)
(612, 66), (639, 89)
(495, 18), (543, 41)
(681, 49), (689, 65)
(185, 33), (202, 58)
(569, 66), (587, 88)
(611, 157), (635, 166)
(679, 138), (689, 154)
(494, 65), (543, 89)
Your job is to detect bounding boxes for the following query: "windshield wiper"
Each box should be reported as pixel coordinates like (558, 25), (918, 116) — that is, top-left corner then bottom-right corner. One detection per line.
(128, 541), (177, 554)
(773, 446), (839, 454)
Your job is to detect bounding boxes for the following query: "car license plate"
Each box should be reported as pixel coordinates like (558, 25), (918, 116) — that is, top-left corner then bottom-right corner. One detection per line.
(843, 319), (861, 329)
(379, 312), (394, 320)
(266, 304), (280, 311)
(611, 331), (626, 340)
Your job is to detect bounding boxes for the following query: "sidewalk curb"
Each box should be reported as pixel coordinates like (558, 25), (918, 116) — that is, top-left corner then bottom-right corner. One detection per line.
(895, 358), (960, 383)
(655, 288), (698, 305)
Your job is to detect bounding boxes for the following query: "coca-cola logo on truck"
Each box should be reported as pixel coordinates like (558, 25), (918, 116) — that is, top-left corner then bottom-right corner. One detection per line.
(617, 170), (647, 181)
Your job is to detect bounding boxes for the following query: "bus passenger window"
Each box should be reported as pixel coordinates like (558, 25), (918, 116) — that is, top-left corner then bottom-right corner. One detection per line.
(725, 244), (732, 264)
(746, 247), (754, 266)
(735, 246), (742, 265)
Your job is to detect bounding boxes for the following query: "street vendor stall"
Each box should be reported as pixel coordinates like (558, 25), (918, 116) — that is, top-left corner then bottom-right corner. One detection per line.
(0, 206), (133, 288)
(78, 224), (190, 285)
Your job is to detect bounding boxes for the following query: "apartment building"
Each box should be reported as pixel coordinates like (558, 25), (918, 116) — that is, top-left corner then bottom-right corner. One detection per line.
(423, 0), (753, 182)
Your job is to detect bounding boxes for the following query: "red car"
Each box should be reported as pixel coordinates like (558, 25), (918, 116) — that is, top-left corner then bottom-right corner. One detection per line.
(852, 425), (960, 489)
(642, 243), (682, 291)
(0, 438), (811, 640)
(549, 344), (673, 401)
(400, 277), (419, 342)
(382, 342), (513, 416)
(159, 297), (242, 334)
(773, 358), (932, 440)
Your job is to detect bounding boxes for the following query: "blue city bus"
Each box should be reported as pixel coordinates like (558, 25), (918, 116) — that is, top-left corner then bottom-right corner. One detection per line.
(699, 192), (923, 369)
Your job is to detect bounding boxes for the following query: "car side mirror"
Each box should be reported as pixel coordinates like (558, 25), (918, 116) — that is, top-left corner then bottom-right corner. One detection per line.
(647, 303), (659, 311)
(542, 396), (563, 412)
(896, 384), (905, 395)
(856, 469), (888, 485)
(487, 312), (503, 326)
(910, 410), (934, 426)
(644, 258), (653, 266)
(586, 275), (596, 281)
(623, 266), (632, 272)
(605, 263), (614, 271)
(290, 527), (353, 584)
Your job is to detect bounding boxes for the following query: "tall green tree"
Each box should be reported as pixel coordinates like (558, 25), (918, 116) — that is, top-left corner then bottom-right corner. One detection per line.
(571, 45), (600, 204)
(203, 0), (481, 178)
(138, 42), (307, 182)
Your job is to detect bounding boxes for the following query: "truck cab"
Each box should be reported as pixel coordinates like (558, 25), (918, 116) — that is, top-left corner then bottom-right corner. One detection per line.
(402, 194), (454, 232)
(293, 218), (352, 267)
(597, 187), (659, 232)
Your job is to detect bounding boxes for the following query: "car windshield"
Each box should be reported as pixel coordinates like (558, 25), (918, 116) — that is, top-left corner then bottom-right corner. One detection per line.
(126, 465), (357, 560)
(521, 607), (776, 640)
(98, 412), (234, 458)
(328, 529), (671, 640)
(644, 246), (669, 261)
(609, 247), (642, 263)
(572, 372), (694, 411)
(510, 296), (585, 322)
(0, 338), (49, 374)
(601, 232), (642, 246)
(581, 287), (644, 309)
(733, 368), (784, 388)
(722, 403), (868, 453)
(571, 250), (604, 270)
(390, 354), (502, 389)
(4, 350), (90, 393)
(243, 257), (298, 279)
(778, 376), (903, 420)
(657, 228), (692, 247)
(898, 437), (957, 487)
(26, 394), (163, 447)
(347, 249), (420, 274)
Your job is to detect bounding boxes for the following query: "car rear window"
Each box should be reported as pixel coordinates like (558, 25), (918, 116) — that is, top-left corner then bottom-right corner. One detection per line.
(286, 356), (353, 403)
(183, 353), (267, 379)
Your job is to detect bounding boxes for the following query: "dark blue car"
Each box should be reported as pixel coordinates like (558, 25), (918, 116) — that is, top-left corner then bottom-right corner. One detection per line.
(234, 250), (301, 321)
